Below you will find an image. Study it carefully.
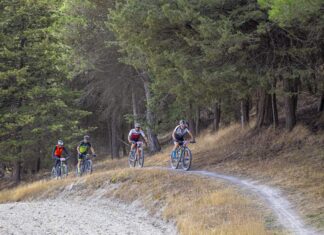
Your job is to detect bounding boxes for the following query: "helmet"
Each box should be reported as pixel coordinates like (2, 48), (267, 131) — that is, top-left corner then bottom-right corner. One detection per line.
(58, 140), (64, 146)
(179, 120), (189, 128)
(84, 135), (90, 140)
(179, 120), (186, 125)
(135, 123), (141, 128)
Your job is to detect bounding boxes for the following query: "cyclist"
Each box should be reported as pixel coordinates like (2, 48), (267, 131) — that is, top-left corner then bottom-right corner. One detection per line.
(77, 135), (96, 174)
(52, 140), (70, 177)
(171, 120), (194, 158)
(128, 123), (148, 157)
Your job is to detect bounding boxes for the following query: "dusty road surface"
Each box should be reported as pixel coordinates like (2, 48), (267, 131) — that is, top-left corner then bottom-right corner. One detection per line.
(0, 198), (176, 235)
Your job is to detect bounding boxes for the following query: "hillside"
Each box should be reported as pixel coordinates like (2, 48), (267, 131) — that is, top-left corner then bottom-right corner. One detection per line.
(147, 123), (324, 232)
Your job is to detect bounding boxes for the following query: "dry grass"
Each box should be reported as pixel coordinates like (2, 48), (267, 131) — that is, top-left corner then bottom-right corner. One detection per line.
(83, 168), (281, 235)
(0, 168), (282, 235)
(0, 178), (72, 203)
(170, 124), (324, 230)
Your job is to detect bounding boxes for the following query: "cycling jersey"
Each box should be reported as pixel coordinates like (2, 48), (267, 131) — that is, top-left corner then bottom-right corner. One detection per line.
(128, 129), (146, 142)
(173, 125), (189, 140)
(78, 141), (92, 154)
(52, 145), (69, 158)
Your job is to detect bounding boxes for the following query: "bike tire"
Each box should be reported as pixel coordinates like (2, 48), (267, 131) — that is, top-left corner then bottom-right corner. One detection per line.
(51, 167), (57, 179)
(181, 148), (192, 171)
(128, 151), (136, 168)
(86, 160), (93, 174)
(138, 149), (144, 168)
(170, 149), (181, 169)
(61, 163), (68, 178)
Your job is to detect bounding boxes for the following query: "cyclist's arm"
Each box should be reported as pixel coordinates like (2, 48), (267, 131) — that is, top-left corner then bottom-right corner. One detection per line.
(187, 130), (194, 142)
(128, 130), (133, 143)
(52, 147), (56, 158)
(172, 126), (178, 140)
(141, 131), (148, 144)
(76, 145), (80, 154)
(90, 146), (95, 155)
(63, 147), (70, 157)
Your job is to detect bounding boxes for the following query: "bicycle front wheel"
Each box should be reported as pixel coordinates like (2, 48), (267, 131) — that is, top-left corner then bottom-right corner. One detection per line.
(170, 149), (181, 169)
(85, 160), (93, 174)
(61, 163), (68, 177)
(138, 149), (144, 168)
(128, 151), (136, 168)
(51, 167), (57, 179)
(181, 148), (192, 171)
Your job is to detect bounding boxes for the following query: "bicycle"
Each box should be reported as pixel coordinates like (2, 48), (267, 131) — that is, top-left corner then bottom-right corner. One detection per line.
(51, 157), (69, 179)
(170, 141), (195, 171)
(76, 154), (95, 176)
(128, 141), (144, 168)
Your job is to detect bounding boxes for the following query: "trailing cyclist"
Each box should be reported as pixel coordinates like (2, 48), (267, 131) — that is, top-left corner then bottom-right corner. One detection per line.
(77, 135), (96, 175)
(171, 120), (195, 159)
(52, 140), (70, 177)
(128, 123), (148, 156)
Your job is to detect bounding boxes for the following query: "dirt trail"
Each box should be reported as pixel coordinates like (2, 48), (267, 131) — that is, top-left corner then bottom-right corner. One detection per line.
(190, 170), (320, 235)
(149, 166), (320, 235)
(0, 195), (176, 235)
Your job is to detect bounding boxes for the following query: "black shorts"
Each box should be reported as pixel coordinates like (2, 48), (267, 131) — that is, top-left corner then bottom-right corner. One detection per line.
(78, 153), (87, 160)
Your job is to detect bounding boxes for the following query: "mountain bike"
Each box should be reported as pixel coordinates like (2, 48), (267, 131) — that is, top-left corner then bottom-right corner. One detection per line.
(77, 154), (95, 176)
(51, 157), (69, 179)
(170, 141), (195, 171)
(128, 141), (144, 168)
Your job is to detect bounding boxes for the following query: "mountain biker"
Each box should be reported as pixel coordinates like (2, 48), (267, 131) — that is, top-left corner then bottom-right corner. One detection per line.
(77, 135), (96, 174)
(52, 140), (70, 176)
(171, 120), (195, 158)
(128, 123), (148, 156)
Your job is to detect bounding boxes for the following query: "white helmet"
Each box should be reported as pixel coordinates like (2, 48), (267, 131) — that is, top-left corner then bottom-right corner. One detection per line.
(135, 123), (141, 128)
(58, 140), (64, 146)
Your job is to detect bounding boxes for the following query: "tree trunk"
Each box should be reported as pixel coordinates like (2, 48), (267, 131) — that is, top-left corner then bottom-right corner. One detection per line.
(318, 92), (324, 112)
(111, 114), (120, 159)
(195, 106), (200, 135)
(121, 132), (127, 156)
(141, 72), (161, 153)
(36, 157), (41, 173)
(13, 160), (21, 184)
(188, 103), (195, 135)
(132, 86), (138, 124)
(212, 102), (221, 132)
(256, 88), (278, 128)
(240, 98), (249, 128)
(283, 78), (298, 130)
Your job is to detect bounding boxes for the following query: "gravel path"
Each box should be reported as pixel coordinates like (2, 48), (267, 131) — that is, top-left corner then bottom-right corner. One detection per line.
(0, 198), (176, 235)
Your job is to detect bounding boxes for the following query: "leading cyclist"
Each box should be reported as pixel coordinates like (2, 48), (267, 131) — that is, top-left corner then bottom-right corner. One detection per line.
(171, 120), (195, 159)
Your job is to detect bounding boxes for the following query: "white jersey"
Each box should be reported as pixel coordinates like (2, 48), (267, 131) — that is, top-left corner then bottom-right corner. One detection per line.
(128, 129), (145, 141)
(173, 125), (189, 139)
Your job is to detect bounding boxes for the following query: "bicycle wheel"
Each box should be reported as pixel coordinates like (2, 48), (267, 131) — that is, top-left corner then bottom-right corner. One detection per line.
(85, 160), (93, 174)
(170, 149), (181, 169)
(181, 147), (192, 171)
(51, 167), (57, 179)
(61, 163), (68, 178)
(128, 150), (136, 167)
(138, 149), (144, 168)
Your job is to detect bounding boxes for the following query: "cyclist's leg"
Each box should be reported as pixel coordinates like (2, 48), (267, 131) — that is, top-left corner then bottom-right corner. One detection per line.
(54, 157), (60, 177)
(130, 141), (137, 157)
(77, 154), (84, 174)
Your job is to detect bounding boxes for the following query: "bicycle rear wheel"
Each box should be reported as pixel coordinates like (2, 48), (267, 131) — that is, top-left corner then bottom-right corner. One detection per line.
(170, 149), (181, 169)
(138, 149), (144, 168)
(128, 150), (136, 167)
(181, 148), (192, 171)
